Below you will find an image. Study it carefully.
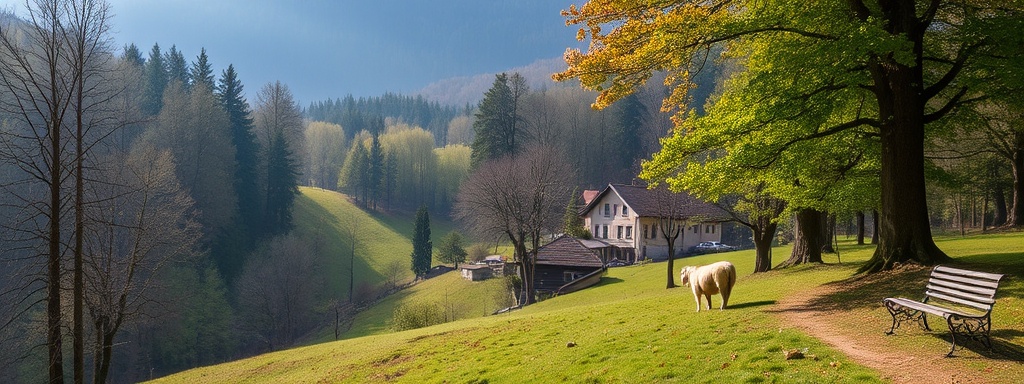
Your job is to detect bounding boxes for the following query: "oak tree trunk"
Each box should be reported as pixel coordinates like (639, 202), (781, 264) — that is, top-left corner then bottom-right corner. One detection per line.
(820, 212), (835, 253)
(856, 211), (865, 245)
(871, 210), (879, 245)
(1008, 146), (1024, 226)
(780, 208), (823, 267)
(752, 221), (778, 273)
(993, 185), (1007, 226)
(858, 3), (950, 273)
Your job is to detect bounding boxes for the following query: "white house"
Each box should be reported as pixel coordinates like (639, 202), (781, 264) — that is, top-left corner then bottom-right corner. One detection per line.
(580, 184), (727, 262)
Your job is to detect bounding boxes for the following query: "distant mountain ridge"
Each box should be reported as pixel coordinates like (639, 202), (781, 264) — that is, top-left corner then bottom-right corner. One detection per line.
(416, 57), (574, 107)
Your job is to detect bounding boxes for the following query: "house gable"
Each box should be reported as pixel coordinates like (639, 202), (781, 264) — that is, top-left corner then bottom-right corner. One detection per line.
(579, 183), (729, 262)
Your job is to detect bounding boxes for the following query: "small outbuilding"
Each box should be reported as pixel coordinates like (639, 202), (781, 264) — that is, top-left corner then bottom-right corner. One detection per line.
(534, 235), (606, 295)
(460, 263), (493, 281)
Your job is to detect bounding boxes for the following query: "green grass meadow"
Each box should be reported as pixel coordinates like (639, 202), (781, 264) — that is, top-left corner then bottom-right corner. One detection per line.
(160, 194), (1024, 383)
(293, 187), (456, 299)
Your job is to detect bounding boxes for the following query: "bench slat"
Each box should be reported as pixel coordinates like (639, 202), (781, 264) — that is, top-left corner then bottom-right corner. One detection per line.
(926, 284), (996, 306)
(927, 279), (997, 299)
(933, 266), (1004, 282)
(929, 271), (1001, 290)
(926, 291), (992, 312)
(885, 297), (977, 318)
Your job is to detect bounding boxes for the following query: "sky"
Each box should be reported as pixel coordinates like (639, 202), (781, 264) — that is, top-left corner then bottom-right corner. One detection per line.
(0, 0), (584, 105)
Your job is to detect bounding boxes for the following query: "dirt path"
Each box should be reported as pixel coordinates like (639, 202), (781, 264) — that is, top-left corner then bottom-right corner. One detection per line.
(773, 284), (989, 384)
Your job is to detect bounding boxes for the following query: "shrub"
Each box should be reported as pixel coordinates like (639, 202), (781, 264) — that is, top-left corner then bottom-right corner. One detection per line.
(468, 244), (489, 263)
(391, 302), (447, 331)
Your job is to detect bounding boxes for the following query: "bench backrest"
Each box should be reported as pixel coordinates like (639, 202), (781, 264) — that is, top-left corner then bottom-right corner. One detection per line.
(925, 265), (1004, 313)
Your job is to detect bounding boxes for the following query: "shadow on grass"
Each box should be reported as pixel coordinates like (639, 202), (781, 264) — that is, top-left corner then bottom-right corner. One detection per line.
(912, 331), (1024, 362)
(597, 277), (624, 287)
(728, 300), (776, 309)
(788, 250), (1024, 362)
(798, 252), (1023, 314)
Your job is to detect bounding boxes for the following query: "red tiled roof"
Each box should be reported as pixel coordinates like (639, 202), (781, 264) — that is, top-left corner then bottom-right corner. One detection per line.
(582, 190), (600, 205)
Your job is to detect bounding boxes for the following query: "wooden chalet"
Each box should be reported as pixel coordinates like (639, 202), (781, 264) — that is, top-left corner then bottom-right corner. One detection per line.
(533, 235), (606, 295)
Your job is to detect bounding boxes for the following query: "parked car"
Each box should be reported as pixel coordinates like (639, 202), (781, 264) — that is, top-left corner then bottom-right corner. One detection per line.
(691, 241), (736, 253)
(605, 258), (630, 267)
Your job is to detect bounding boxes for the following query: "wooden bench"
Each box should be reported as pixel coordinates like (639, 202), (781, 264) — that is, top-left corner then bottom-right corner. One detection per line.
(882, 265), (1004, 357)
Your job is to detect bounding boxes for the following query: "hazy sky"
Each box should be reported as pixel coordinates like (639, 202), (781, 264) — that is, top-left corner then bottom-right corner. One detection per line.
(53, 0), (582, 105)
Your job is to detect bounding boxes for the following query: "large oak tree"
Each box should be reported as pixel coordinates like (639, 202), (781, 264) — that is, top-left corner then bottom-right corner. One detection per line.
(556, 0), (1024, 272)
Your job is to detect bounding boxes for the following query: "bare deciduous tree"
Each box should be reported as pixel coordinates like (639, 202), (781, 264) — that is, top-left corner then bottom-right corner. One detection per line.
(455, 145), (573, 305)
(235, 234), (324, 353)
(83, 145), (200, 384)
(0, 2), (112, 381)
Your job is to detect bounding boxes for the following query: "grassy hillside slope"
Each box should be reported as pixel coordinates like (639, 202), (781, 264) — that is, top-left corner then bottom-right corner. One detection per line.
(293, 187), (456, 299)
(341, 272), (508, 339)
(154, 232), (1024, 383)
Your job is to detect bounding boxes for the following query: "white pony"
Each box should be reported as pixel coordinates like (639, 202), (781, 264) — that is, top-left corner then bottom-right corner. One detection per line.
(679, 261), (737, 311)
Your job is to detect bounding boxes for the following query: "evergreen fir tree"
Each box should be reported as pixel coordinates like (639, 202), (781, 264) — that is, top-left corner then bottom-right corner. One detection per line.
(368, 124), (384, 209)
(471, 73), (512, 167)
(383, 151), (397, 210)
(563, 189), (591, 239)
(190, 48), (215, 90)
(470, 72), (527, 167)
(217, 64), (264, 241)
(357, 143), (371, 205)
(615, 93), (646, 179)
(435, 231), (467, 269)
(143, 43), (167, 116)
(165, 45), (189, 89)
(410, 206), (432, 278)
(264, 129), (300, 235)
(338, 140), (369, 205)
(122, 43), (144, 68)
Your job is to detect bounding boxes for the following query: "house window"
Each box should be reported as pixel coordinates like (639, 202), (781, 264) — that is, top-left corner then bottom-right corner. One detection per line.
(602, 225), (608, 239)
(705, 225), (710, 234)
(625, 226), (633, 239)
(693, 225), (699, 234)
(712, 224), (716, 234)
(594, 225), (600, 237)
(613, 204), (618, 216)
(622, 206), (629, 217)
(617, 226), (623, 239)
(651, 225), (658, 239)
(643, 225), (648, 239)
(604, 204), (610, 216)
(564, 271), (583, 282)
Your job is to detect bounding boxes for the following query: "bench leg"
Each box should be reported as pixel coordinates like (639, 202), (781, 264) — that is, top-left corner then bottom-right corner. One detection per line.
(945, 314), (994, 357)
(945, 317), (958, 357)
(882, 299), (927, 335)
